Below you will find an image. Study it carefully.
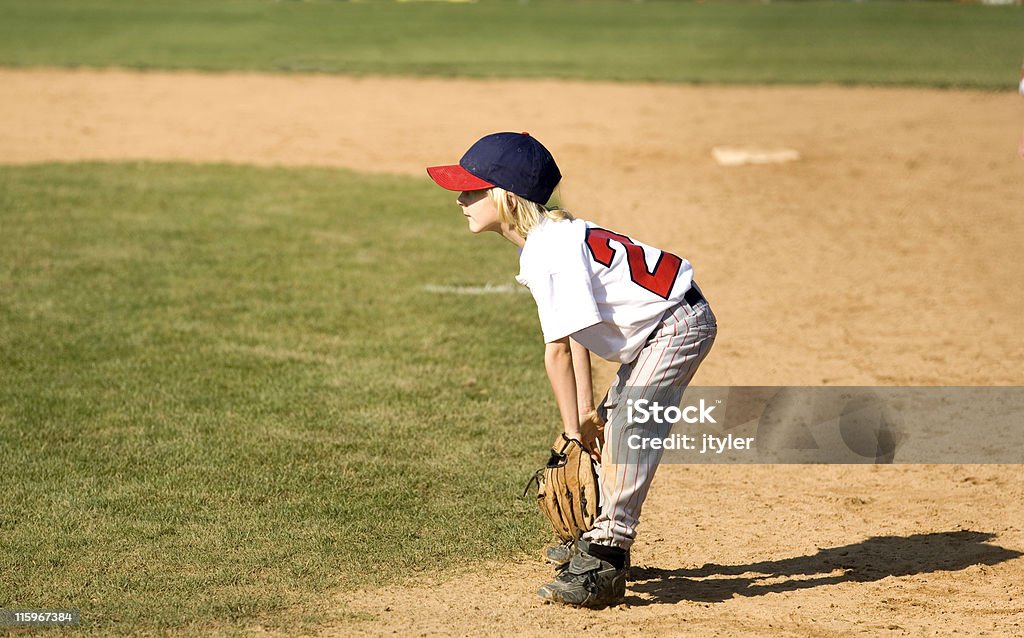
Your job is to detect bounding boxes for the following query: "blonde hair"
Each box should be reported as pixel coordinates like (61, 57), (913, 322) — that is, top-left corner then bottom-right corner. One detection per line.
(488, 187), (573, 238)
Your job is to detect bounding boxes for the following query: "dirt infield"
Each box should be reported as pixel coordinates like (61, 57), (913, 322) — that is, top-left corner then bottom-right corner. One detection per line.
(335, 466), (1024, 637)
(3, 69), (1022, 636)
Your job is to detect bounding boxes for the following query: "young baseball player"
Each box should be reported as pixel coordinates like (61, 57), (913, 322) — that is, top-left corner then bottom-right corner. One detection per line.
(427, 132), (717, 608)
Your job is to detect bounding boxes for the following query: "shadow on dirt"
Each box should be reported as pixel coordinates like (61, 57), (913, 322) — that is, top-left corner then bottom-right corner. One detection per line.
(626, 530), (1022, 605)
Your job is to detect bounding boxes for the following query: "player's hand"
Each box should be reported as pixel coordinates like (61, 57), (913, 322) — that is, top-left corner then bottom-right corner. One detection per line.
(578, 409), (606, 463)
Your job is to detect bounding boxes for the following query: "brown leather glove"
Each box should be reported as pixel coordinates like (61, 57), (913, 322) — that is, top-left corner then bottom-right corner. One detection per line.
(529, 433), (601, 543)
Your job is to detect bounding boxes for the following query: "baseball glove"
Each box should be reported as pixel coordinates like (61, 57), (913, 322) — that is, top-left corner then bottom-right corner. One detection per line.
(525, 433), (601, 543)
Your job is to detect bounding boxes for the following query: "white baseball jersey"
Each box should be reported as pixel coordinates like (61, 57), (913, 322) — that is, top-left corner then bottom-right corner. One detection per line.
(515, 216), (694, 363)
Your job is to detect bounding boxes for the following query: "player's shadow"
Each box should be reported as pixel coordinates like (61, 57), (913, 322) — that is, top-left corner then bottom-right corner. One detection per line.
(625, 530), (1021, 606)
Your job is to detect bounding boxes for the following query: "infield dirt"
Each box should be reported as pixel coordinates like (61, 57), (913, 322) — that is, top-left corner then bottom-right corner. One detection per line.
(2, 68), (1022, 636)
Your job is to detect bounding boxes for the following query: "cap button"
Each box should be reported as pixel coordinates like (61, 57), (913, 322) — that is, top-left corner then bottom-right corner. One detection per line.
(521, 131), (530, 136)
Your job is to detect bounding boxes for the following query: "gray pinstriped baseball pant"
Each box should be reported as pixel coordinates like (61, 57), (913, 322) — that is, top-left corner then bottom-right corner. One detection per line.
(582, 296), (717, 551)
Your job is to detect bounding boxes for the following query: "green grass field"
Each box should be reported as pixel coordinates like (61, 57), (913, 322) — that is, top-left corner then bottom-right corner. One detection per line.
(0, 163), (554, 634)
(0, 0), (1021, 88)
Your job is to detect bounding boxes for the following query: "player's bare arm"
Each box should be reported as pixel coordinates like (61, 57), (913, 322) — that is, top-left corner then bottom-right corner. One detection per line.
(570, 338), (604, 460)
(569, 338), (595, 415)
(544, 337), (581, 437)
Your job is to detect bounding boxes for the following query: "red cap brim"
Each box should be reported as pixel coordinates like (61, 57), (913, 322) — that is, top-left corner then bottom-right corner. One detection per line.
(426, 164), (494, 192)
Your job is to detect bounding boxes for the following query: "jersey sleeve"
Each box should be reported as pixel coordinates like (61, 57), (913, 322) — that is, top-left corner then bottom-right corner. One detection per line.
(526, 238), (602, 343)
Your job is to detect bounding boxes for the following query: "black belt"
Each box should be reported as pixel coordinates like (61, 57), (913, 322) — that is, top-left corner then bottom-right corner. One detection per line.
(683, 284), (705, 308)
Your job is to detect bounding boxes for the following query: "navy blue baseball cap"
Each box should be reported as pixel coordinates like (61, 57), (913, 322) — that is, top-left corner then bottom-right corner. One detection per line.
(427, 132), (562, 204)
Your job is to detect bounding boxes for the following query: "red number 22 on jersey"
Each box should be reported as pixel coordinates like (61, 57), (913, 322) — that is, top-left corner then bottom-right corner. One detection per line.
(584, 227), (682, 300)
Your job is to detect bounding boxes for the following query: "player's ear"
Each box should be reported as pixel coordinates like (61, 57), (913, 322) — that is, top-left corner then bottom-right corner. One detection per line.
(505, 192), (518, 212)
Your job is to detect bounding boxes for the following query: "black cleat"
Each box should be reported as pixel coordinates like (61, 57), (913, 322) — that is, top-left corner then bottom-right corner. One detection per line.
(536, 541), (627, 608)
